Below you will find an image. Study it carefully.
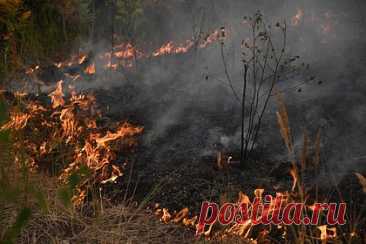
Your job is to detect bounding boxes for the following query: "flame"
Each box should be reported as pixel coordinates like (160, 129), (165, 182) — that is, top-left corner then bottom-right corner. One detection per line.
(1, 112), (30, 130)
(48, 80), (65, 109)
(291, 9), (304, 26)
(152, 40), (194, 57)
(160, 208), (172, 223)
(182, 216), (197, 228)
(320, 22), (332, 34)
(28, 29), (221, 77)
(173, 208), (189, 223)
(84, 63), (96, 75)
(3, 81), (143, 205)
(79, 54), (87, 64)
(59, 106), (79, 142)
(114, 43), (140, 59)
(318, 225), (337, 241)
(104, 61), (118, 70)
(151, 31), (219, 57)
(199, 30), (220, 48)
(25, 66), (36, 75)
(25, 65), (39, 75)
(95, 123), (143, 148)
(289, 166), (298, 192)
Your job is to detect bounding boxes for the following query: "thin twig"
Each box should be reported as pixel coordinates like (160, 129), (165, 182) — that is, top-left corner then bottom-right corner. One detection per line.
(220, 43), (241, 102)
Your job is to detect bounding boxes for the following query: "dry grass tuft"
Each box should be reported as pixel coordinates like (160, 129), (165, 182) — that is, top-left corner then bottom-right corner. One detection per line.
(17, 205), (194, 244)
(275, 90), (293, 155)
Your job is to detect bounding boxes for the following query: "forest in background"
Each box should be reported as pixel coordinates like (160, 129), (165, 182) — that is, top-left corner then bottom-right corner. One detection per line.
(0, 0), (177, 83)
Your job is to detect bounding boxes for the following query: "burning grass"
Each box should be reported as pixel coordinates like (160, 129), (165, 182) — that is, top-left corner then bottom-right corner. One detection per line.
(1, 81), (143, 205)
(1, 79), (365, 243)
(1, 10), (365, 243)
(147, 93), (365, 243)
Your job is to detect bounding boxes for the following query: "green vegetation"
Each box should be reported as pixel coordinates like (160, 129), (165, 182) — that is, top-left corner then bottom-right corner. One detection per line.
(0, 0), (145, 83)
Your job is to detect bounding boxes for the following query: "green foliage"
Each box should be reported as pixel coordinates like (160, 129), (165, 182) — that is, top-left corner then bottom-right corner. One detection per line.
(0, 0), (31, 80)
(0, 0), (152, 82)
(0, 0), (79, 82)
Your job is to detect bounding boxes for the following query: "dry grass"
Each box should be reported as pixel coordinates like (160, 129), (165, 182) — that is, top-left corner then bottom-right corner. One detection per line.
(1, 84), (364, 243)
(17, 205), (193, 244)
(0, 171), (194, 244)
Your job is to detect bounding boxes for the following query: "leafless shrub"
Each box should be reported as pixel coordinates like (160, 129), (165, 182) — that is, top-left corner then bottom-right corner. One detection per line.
(220, 12), (312, 167)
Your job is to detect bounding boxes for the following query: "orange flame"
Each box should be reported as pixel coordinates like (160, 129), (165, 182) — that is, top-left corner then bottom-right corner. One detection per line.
(1, 112), (31, 130)
(114, 43), (140, 59)
(104, 62), (118, 70)
(291, 9), (304, 26)
(24, 30), (221, 79)
(318, 225), (337, 241)
(79, 54), (87, 64)
(199, 30), (220, 48)
(48, 80), (65, 109)
(95, 123), (143, 148)
(152, 40), (194, 57)
(84, 63), (96, 75)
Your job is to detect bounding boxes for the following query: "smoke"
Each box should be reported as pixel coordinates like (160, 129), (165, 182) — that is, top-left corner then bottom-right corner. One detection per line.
(27, 1), (366, 177)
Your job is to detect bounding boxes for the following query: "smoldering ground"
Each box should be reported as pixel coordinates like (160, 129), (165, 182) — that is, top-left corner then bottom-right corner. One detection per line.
(91, 1), (365, 164)
(21, 0), (366, 192)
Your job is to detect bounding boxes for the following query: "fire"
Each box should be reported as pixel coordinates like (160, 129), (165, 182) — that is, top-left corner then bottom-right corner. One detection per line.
(79, 54), (87, 64)
(152, 40), (194, 57)
(1, 112), (30, 130)
(25, 65), (39, 75)
(84, 63), (96, 74)
(22, 29), (221, 79)
(199, 30), (220, 48)
(95, 123), (143, 148)
(289, 166), (298, 192)
(2, 82), (143, 204)
(104, 61), (119, 70)
(291, 9), (304, 26)
(48, 80), (65, 109)
(114, 43), (141, 59)
(59, 106), (79, 142)
(318, 225), (337, 241)
(151, 30), (220, 57)
(320, 22), (332, 34)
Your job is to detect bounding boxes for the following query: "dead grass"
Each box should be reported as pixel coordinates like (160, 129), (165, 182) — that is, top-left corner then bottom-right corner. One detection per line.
(17, 204), (193, 244)
(0, 171), (193, 244)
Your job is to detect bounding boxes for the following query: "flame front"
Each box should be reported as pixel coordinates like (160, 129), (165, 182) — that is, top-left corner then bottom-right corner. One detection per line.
(84, 63), (96, 75)
(291, 8), (304, 26)
(152, 40), (194, 57)
(22, 29), (221, 78)
(2, 82), (143, 204)
(48, 80), (65, 109)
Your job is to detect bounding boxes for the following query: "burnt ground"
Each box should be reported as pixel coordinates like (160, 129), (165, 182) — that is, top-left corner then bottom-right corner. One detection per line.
(92, 77), (366, 217)
(92, 80), (289, 212)
(12, 46), (366, 226)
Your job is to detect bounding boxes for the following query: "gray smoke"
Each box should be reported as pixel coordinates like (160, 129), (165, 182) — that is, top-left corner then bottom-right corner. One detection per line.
(24, 0), (366, 179)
